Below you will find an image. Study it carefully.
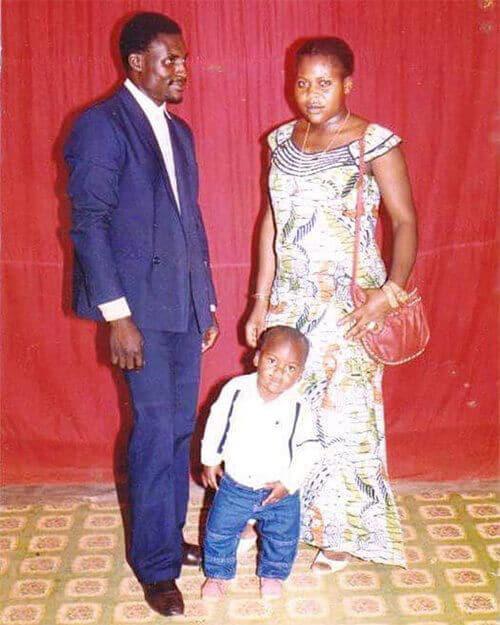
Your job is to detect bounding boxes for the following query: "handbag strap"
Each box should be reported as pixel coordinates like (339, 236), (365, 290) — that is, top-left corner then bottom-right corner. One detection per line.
(352, 135), (367, 288)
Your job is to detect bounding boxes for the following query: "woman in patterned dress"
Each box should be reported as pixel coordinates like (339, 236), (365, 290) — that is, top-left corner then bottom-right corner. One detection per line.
(245, 38), (417, 570)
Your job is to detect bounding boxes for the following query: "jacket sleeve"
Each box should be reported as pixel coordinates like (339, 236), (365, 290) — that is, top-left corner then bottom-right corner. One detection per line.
(65, 107), (126, 308)
(281, 400), (321, 494)
(183, 124), (218, 308)
(200, 222), (217, 309)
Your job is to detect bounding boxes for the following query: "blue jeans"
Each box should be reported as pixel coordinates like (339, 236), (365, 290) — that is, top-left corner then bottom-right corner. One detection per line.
(203, 474), (300, 580)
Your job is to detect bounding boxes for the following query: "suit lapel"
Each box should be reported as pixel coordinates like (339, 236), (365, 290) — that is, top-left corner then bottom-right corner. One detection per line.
(117, 87), (179, 211)
(167, 117), (192, 219)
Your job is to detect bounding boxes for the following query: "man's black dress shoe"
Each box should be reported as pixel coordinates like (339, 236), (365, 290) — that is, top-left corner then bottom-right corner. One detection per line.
(142, 579), (184, 617)
(182, 542), (202, 566)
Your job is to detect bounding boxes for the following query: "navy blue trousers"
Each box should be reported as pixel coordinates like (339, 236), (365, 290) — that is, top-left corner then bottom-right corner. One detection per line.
(125, 310), (202, 583)
(203, 475), (300, 580)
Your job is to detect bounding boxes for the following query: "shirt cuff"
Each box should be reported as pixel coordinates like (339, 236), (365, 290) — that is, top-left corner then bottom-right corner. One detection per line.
(98, 298), (132, 321)
(280, 474), (299, 495)
(201, 450), (222, 467)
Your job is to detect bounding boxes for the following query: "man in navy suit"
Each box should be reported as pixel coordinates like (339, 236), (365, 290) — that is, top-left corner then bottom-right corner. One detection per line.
(65, 13), (219, 616)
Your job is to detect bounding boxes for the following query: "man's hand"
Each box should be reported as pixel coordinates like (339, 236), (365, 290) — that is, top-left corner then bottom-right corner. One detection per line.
(201, 464), (224, 490)
(262, 481), (289, 506)
(109, 317), (144, 370)
(202, 314), (219, 353)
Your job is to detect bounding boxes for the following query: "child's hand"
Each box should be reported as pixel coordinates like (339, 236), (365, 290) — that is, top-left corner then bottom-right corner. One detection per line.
(201, 465), (224, 490)
(262, 481), (289, 505)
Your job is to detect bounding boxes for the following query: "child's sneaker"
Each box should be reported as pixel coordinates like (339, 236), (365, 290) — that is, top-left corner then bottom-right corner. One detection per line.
(260, 577), (282, 599)
(201, 578), (226, 599)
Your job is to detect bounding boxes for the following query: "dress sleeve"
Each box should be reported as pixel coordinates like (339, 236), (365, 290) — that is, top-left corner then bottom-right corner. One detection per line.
(362, 124), (402, 163)
(267, 121), (295, 153)
(267, 128), (278, 152)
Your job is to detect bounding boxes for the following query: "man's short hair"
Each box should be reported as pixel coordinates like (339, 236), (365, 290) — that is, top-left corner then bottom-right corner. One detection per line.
(119, 12), (182, 70)
(258, 325), (310, 362)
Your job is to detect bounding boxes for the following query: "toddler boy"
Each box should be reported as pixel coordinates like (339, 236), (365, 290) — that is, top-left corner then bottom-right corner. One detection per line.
(201, 326), (320, 599)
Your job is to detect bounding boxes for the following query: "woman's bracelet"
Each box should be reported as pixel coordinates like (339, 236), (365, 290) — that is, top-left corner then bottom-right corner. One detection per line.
(381, 283), (399, 309)
(251, 292), (271, 301)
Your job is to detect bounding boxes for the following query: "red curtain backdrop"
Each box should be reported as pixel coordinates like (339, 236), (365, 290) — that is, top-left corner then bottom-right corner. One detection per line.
(1, 0), (497, 485)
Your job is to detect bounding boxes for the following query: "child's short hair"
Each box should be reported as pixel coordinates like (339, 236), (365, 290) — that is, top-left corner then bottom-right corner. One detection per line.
(258, 325), (309, 361)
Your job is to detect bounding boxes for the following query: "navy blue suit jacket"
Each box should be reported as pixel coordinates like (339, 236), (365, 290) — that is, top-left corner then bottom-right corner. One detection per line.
(65, 86), (217, 332)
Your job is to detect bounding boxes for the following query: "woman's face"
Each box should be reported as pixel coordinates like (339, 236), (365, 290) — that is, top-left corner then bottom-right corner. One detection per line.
(294, 54), (352, 125)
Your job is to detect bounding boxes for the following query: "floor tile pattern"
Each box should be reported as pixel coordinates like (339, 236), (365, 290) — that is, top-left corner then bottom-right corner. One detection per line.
(0, 487), (498, 624)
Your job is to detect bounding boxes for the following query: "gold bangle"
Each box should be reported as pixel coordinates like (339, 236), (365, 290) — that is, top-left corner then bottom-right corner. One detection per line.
(251, 292), (270, 301)
(381, 284), (399, 309)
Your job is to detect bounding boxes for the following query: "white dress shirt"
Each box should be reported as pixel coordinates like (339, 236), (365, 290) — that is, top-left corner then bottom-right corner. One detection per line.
(98, 79), (180, 322)
(201, 373), (321, 494)
(124, 78), (180, 208)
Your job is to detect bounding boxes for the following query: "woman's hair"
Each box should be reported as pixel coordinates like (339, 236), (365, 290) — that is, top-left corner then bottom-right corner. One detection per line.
(119, 12), (182, 70)
(296, 37), (354, 77)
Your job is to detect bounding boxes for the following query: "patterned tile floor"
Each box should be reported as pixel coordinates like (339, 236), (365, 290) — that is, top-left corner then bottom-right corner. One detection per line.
(0, 482), (498, 625)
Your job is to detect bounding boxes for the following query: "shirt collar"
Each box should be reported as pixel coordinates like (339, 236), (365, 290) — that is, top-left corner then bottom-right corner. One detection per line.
(124, 78), (171, 120)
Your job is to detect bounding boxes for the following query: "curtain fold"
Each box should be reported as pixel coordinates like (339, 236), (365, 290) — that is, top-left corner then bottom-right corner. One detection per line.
(1, 0), (497, 483)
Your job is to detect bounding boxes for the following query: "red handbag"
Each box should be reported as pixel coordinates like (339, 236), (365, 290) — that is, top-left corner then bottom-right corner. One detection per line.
(351, 136), (430, 365)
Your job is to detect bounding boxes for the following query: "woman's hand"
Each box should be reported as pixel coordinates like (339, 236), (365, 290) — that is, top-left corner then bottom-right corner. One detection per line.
(339, 288), (392, 340)
(245, 301), (268, 347)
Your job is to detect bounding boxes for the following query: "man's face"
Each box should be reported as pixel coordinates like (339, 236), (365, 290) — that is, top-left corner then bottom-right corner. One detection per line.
(254, 336), (306, 401)
(129, 33), (188, 105)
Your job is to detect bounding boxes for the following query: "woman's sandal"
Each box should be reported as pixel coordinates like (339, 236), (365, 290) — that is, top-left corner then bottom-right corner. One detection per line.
(237, 521), (258, 556)
(237, 533), (257, 556)
(311, 549), (349, 574)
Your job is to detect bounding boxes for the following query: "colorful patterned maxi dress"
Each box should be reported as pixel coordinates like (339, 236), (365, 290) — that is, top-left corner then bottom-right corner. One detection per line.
(265, 121), (406, 566)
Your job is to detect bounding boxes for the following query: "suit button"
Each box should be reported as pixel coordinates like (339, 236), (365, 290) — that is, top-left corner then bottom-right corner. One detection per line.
(152, 256), (161, 265)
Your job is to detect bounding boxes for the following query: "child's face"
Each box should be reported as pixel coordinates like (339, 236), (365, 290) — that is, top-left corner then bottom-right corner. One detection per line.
(254, 337), (306, 401)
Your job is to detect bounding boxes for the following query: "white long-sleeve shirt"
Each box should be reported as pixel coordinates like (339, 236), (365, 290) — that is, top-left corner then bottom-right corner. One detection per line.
(201, 373), (321, 494)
